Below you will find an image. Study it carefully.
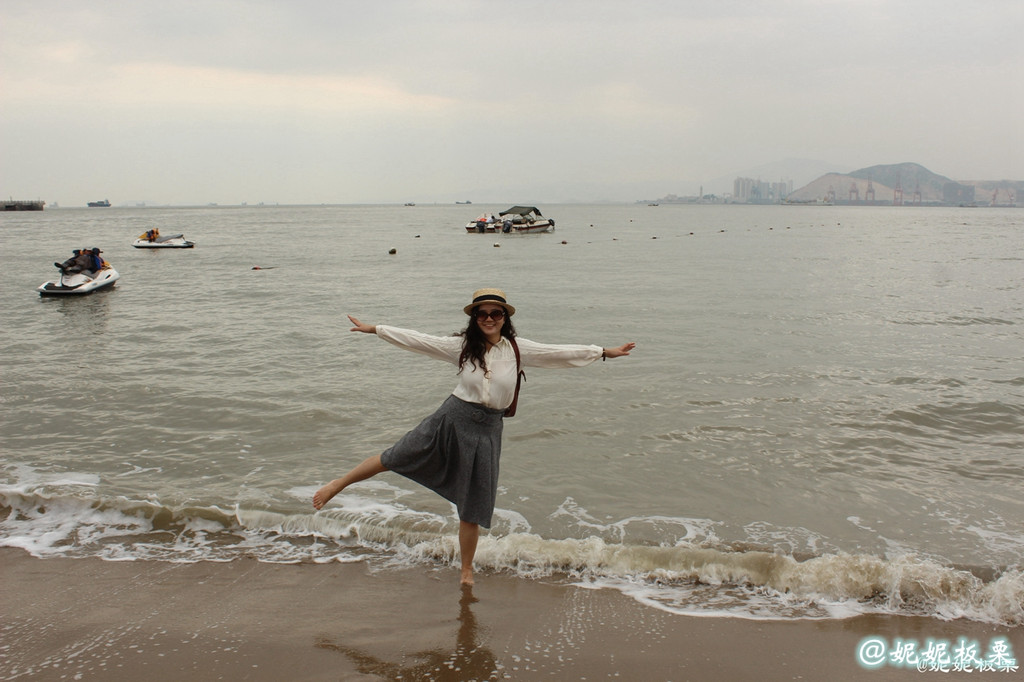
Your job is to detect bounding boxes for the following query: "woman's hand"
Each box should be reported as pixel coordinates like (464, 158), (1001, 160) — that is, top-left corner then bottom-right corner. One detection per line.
(348, 315), (377, 334)
(603, 342), (636, 359)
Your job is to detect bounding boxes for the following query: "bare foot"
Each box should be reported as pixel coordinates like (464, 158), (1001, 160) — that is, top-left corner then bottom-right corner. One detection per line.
(312, 479), (345, 510)
(460, 567), (475, 586)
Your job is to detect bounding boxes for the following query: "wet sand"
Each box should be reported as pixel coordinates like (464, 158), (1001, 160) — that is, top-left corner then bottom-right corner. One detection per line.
(2, 548), (1019, 681)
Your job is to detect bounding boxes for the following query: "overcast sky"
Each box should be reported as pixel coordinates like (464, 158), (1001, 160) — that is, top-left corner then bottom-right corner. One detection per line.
(2, 0), (1021, 206)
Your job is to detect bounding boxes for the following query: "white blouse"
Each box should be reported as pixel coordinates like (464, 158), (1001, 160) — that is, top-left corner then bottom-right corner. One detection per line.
(375, 325), (603, 410)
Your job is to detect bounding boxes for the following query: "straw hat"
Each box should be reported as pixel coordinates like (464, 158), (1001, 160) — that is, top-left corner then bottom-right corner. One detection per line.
(463, 288), (516, 316)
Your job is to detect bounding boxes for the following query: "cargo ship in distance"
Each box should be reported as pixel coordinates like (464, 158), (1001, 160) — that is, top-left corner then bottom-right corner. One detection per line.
(87, 199), (111, 207)
(3, 199), (45, 211)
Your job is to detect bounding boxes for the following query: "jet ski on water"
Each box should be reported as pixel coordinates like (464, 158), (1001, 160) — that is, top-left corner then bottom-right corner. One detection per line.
(132, 229), (195, 248)
(38, 248), (120, 296)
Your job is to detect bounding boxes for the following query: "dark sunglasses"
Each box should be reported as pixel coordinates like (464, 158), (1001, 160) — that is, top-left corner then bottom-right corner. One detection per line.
(474, 309), (506, 321)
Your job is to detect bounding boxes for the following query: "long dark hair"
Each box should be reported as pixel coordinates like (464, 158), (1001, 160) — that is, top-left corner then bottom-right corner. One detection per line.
(458, 308), (516, 373)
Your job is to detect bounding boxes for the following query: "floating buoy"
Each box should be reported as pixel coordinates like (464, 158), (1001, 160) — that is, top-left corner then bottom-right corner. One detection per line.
(388, 248), (397, 254)
(493, 242), (500, 248)
(561, 240), (568, 245)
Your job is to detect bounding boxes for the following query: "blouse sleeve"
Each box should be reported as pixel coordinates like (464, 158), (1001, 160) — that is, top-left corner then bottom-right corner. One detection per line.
(514, 337), (603, 368)
(375, 324), (462, 365)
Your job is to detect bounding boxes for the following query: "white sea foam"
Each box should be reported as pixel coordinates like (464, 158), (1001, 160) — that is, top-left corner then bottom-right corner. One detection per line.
(4, 486), (1019, 625)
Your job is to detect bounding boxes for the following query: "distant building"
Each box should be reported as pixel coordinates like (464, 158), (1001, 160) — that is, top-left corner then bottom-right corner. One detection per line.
(733, 177), (792, 203)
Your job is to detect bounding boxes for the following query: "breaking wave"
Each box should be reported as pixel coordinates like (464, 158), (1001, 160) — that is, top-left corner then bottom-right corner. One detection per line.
(2, 486), (1021, 626)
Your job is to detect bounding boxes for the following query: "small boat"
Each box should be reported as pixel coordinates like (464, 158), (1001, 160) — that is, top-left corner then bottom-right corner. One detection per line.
(465, 206), (555, 234)
(132, 231), (195, 248)
(37, 264), (120, 296)
(87, 199), (111, 207)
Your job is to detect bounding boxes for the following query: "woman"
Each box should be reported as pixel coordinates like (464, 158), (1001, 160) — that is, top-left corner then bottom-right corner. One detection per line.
(313, 288), (635, 585)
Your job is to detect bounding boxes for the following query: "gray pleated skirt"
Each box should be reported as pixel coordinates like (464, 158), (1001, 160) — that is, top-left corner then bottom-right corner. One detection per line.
(380, 394), (505, 528)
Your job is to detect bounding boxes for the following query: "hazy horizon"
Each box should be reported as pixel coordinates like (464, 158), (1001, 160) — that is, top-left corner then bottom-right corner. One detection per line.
(2, 1), (1021, 206)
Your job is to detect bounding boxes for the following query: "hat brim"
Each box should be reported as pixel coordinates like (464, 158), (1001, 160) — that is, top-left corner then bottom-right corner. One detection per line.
(464, 301), (515, 316)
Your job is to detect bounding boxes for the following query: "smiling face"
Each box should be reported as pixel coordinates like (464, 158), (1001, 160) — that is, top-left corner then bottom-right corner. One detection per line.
(474, 304), (506, 343)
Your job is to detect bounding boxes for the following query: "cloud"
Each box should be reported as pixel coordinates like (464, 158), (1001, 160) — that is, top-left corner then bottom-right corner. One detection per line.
(114, 63), (459, 115)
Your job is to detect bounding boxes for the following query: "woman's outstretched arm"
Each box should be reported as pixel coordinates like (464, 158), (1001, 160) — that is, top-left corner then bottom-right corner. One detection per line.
(348, 314), (462, 362)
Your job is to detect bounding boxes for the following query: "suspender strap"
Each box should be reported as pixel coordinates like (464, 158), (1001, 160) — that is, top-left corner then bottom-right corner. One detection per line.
(504, 337), (526, 417)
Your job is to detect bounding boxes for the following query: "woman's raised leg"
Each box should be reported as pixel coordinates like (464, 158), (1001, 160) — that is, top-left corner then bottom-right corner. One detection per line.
(459, 521), (480, 586)
(313, 454), (387, 510)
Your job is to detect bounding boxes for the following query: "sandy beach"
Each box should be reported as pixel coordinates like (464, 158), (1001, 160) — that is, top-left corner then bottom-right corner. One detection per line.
(2, 548), (1019, 681)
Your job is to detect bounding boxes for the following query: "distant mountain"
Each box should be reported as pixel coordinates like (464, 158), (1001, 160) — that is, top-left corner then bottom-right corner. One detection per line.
(786, 161), (978, 204)
(786, 162), (1021, 205)
(849, 162), (955, 201)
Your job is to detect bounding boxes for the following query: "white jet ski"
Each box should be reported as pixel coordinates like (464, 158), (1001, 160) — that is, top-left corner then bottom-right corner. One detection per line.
(132, 233), (195, 248)
(37, 264), (120, 296)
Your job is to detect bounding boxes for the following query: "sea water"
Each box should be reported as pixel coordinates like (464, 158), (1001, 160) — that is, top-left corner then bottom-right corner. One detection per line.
(1, 203), (1022, 624)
